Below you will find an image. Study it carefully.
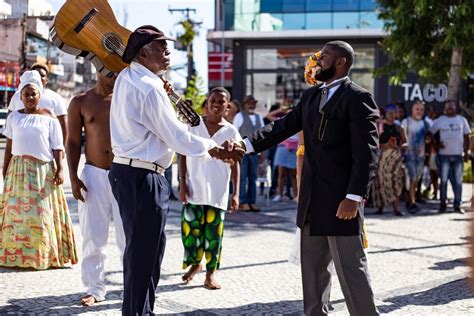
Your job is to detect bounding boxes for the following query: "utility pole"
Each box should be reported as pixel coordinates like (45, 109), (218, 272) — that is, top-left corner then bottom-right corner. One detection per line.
(168, 7), (199, 86)
(20, 13), (27, 71)
(220, 0), (225, 87)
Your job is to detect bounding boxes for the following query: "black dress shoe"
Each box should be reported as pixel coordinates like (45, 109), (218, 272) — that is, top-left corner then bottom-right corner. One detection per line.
(439, 204), (447, 213)
(408, 203), (420, 214)
(454, 207), (465, 214)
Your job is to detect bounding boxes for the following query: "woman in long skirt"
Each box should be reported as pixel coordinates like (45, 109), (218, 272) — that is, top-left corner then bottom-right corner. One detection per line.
(0, 70), (77, 269)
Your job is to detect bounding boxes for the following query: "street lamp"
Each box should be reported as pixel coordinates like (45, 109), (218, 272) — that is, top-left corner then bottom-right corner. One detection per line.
(220, 0), (225, 87)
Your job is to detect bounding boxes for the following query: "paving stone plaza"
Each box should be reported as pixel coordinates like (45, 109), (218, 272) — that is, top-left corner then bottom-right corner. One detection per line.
(0, 159), (473, 315)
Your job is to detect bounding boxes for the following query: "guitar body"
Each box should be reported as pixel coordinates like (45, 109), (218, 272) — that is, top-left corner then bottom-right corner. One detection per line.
(51, 0), (131, 76)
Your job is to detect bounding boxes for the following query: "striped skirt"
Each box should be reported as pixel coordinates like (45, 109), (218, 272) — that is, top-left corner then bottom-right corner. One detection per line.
(0, 156), (78, 269)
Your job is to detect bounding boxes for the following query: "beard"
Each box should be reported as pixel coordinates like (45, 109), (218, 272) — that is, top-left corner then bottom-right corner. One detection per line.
(315, 63), (336, 82)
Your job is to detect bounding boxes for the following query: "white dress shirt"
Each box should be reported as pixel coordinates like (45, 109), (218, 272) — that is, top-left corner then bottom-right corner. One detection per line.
(243, 76), (362, 202)
(185, 118), (242, 210)
(110, 62), (217, 168)
(8, 88), (67, 116)
(3, 111), (64, 162)
(232, 112), (265, 130)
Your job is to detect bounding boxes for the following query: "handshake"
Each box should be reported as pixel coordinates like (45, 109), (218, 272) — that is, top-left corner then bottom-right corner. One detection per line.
(208, 140), (246, 164)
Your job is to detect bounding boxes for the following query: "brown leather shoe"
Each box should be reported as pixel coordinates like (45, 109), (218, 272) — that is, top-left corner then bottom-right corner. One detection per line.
(249, 204), (260, 212)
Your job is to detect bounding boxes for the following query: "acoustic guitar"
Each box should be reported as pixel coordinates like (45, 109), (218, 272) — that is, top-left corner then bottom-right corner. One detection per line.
(51, 0), (200, 126)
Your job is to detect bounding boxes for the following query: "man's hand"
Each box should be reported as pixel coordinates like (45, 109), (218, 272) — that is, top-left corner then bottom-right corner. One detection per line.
(162, 79), (173, 95)
(230, 194), (239, 213)
(54, 168), (64, 186)
(209, 140), (245, 164)
(336, 198), (359, 220)
(71, 176), (87, 202)
(179, 180), (188, 204)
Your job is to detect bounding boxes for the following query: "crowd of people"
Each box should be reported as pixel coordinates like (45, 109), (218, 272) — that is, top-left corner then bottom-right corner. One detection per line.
(371, 100), (471, 216)
(0, 28), (472, 316)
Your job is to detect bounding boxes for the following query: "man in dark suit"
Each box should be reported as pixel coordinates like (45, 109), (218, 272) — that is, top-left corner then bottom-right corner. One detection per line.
(233, 41), (380, 315)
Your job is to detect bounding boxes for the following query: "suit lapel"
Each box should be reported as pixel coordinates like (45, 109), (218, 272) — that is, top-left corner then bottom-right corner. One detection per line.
(312, 78), (351, 139)
(320, 77), (351, 113)
(308, 83), (324, 120)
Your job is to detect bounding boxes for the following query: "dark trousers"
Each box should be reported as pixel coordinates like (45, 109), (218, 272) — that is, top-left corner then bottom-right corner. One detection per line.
(301, 223), (379, 316)
(109, 163), (169, 316)
(239, 154), (259, 204)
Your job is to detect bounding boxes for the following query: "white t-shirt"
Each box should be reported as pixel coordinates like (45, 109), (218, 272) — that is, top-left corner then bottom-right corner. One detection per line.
(401, 117), (428, 158)
(185, 117), (242, 210)
(3, 111), (64, 162)
(8, 88), (67, 116)
(430, 115), (471, 156)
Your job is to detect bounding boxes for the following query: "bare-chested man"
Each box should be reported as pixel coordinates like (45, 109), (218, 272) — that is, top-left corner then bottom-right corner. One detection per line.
(66, 73), (125, 306)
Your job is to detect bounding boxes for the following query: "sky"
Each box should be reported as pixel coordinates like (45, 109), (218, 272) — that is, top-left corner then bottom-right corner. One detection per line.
(49, 0), (215, 90)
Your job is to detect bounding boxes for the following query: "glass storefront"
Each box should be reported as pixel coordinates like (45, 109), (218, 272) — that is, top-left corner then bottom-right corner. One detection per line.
(227, 0), (383, 31)
(244, 46), (375, 110)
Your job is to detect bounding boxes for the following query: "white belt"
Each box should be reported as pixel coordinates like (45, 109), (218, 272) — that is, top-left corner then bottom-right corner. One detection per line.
(113, 157), (165, 175)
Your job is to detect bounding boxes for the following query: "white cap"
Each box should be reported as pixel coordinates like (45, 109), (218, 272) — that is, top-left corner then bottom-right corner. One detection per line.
(19, 70), (43, 95)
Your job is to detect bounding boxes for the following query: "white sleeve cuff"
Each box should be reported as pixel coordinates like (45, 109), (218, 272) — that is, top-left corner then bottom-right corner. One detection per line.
(243, 138), (255, 153)
(346, 194), (363, 202)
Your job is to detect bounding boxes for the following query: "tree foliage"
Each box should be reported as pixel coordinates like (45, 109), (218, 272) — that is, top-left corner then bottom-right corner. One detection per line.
(184, 75), (207, 115)
(375, 0), (474, 85)
(176, 19), (198, 47)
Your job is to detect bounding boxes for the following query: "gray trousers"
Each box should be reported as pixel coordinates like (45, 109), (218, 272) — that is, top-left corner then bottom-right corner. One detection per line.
(301, 223), (379, 316)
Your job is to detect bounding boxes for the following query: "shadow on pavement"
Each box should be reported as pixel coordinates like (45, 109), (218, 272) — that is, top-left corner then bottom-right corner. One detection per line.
(429, 257), (467, 271)
(160, 259), (288, 280)
(178, 299), (304, 315)
(379, 278), (473, 314)
(368, 241), (469, 255)
(0, 290), (122, 314)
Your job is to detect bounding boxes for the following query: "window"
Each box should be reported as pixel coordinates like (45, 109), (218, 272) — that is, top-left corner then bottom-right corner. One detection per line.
(333, 12), (359, 28)
(282, 0), (305, 12)
(306, 13), (332, 29)
(353, 47), (375, 69)
(333, 0), (359, 11)
(359, 11), (384, 29)
(306, 0), (332, 12)
(350, 72), (374, 93)
(261, 0), (282, 13)
(282, 13), (306, 30)
(360, 0), (377, 10)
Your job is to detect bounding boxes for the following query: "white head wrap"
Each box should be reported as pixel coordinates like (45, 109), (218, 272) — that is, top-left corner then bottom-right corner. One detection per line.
(18, 70), (43, 95)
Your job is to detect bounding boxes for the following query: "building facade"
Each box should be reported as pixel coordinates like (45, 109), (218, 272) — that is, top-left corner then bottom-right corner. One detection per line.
(208, 0), (459, 113)
(0, 0), (96, 107)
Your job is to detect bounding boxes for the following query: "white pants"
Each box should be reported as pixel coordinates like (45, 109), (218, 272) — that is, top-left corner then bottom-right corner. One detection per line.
(78, 164), (125, 301)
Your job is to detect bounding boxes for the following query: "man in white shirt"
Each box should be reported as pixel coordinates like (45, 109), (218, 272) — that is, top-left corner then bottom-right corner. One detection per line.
(8, 63), (68, 143)
(430, 100), (471, 213)
(232, 95), (265, 212)
(109, 25), (243, 315)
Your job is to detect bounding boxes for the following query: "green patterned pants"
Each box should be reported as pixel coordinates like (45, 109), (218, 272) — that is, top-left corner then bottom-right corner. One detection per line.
(181, 203), (225, 271)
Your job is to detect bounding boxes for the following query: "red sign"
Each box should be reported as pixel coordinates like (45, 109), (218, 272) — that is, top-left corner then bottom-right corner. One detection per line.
(208, 52), (233, 82)
(0, 61), (21, 91)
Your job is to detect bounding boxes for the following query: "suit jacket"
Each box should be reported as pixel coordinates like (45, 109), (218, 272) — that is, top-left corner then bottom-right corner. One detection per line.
(248, 78), (379, 236)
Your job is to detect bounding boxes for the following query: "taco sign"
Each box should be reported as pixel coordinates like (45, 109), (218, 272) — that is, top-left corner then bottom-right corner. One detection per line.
(401, 83), (448, 103)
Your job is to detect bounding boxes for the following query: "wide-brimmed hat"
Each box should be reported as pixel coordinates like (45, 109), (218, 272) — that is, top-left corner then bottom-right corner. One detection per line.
(243, 95), (258, 104)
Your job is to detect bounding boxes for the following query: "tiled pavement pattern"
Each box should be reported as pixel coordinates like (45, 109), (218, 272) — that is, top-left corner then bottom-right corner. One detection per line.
(0, 155), (473, 315)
